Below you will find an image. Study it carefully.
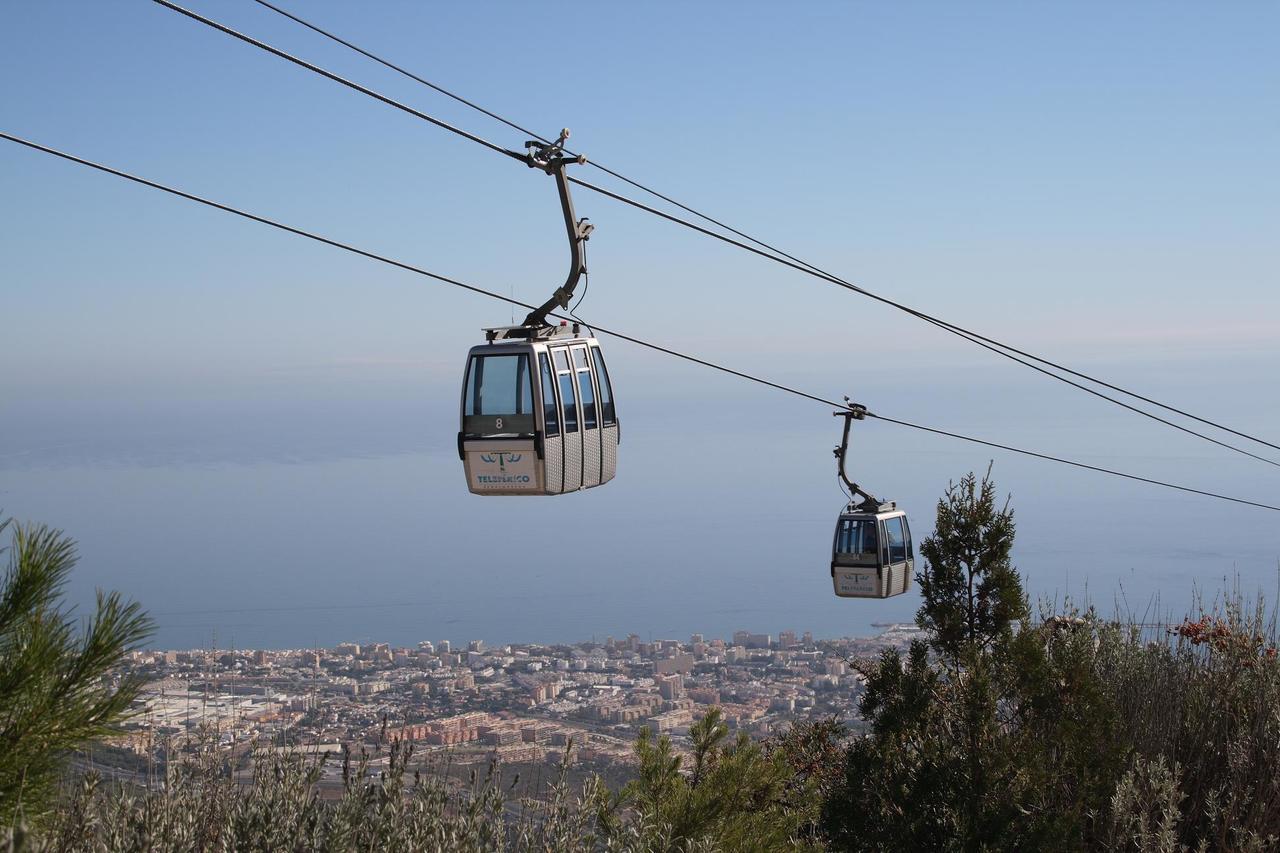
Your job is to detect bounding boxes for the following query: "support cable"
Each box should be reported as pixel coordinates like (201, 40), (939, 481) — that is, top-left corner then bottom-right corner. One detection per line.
(4, 130), (1277, 513)
(237, 0), (1280, 457)
(569, 177), (1280, 468)
(248, 0), (545, 145)
(150, 0), (523, 164)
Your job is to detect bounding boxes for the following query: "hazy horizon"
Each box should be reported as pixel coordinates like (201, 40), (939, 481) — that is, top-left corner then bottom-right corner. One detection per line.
(3, 2), (1277, 650)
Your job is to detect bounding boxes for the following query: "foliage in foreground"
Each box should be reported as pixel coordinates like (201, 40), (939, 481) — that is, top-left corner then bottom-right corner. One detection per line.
(626, 707), (822, 850)
(3, 710), (821, 852)
(7, 742), (632, 853)
(821, 471), (1280, 852)
(0, 517), (153, 826)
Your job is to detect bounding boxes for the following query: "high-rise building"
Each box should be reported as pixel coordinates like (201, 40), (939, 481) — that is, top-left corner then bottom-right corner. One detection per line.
(654, 654), (695, 675)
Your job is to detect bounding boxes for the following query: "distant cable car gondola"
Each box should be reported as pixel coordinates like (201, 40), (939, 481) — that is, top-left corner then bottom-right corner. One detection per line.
(457, 131), (620, 495)
(830, 403), (914, 598)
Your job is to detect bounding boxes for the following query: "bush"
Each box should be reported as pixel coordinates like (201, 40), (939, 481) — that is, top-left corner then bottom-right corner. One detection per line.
(4, 708), (828, 852)
(1096, 599), (1280, 851)
(4, 739), (639, 852)
(626, 707), (820, 851)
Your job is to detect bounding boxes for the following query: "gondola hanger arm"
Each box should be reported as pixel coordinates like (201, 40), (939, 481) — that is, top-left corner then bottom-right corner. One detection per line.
(834, 399), (884, 511)
(519, 129), (594, 328)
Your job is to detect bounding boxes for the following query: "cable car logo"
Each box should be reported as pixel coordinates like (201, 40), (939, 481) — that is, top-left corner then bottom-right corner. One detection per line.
(480, 452), (523, 471)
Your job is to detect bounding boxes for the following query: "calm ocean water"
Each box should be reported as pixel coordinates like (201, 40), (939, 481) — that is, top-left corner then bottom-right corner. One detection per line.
(3, 365), (1277, 650)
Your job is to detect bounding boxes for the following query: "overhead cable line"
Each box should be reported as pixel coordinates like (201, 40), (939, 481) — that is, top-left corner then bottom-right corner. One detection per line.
(4, 130), (1278, 514)
(151, 0), (521, 164)
(248, 0), (545, 144)
(568, 177), (1280, 469)
(237, 0), (1280, 459)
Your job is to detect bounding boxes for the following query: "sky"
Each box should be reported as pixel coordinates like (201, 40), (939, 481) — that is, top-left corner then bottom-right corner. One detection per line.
(2, 2), (1278, 649)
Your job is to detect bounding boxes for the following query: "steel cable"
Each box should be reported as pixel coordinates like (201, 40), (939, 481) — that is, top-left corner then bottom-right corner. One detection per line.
(4, 130), (1277, 513)
(235, 0), (1280, 458)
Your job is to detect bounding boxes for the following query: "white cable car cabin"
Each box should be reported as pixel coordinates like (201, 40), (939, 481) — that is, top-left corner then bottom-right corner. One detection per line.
(831, 505), (914, 599)
(455, 130), (619, 495)
(458, 322), (619, 495)
(828, 404), (914, 598)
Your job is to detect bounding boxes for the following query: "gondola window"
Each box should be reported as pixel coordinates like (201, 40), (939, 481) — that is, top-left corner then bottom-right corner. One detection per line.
(463, 353), (533, 436)
(539, 353), (559, 434)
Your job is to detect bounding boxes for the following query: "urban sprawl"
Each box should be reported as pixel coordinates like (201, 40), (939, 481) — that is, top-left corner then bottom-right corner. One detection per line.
(109, 626), (924, 786)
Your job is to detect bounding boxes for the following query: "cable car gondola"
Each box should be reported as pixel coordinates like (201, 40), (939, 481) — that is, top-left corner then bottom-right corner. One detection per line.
(830, 404), (914, 598)
(459, 321), (618, 494)
(457, 131), (620, 495)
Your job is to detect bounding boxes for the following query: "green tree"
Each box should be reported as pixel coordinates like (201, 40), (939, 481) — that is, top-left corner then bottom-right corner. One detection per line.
(917, 469), (1025, 846)
(766, 716), (847, 843)
(822, 469), (1030, 851)
(626, 707), (816, 851)
(821, 471), (1136, 851)
(0, 517), (153, 825)
(915, 467), (1023, 659)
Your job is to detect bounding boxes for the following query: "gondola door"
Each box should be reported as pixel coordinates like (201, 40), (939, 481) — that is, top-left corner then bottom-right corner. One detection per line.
(571, 344), (603, 488)
(589, 343), (618, 485)
(881, 514), (913, 596)
(537, 350), (565, 494)
(901, 516), (915, 592)
(551, 346), (583, 492)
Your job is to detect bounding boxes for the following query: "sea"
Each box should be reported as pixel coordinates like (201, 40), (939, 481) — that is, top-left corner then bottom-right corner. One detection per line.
(2, 359), (1277, 650)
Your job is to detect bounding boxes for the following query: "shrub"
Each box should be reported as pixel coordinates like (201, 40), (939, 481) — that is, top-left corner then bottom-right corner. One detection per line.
(4, 739), (639, 852)
(626, 707), (819, 851)
(5, 707), (826, 852)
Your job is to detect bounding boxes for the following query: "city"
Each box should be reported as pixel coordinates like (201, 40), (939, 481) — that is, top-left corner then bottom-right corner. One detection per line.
(102, 625), (925, 787)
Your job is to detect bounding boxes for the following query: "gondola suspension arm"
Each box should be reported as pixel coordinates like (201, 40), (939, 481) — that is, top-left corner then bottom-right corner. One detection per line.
(520, 129), (594, 328)
(835, 400), (884, 511)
